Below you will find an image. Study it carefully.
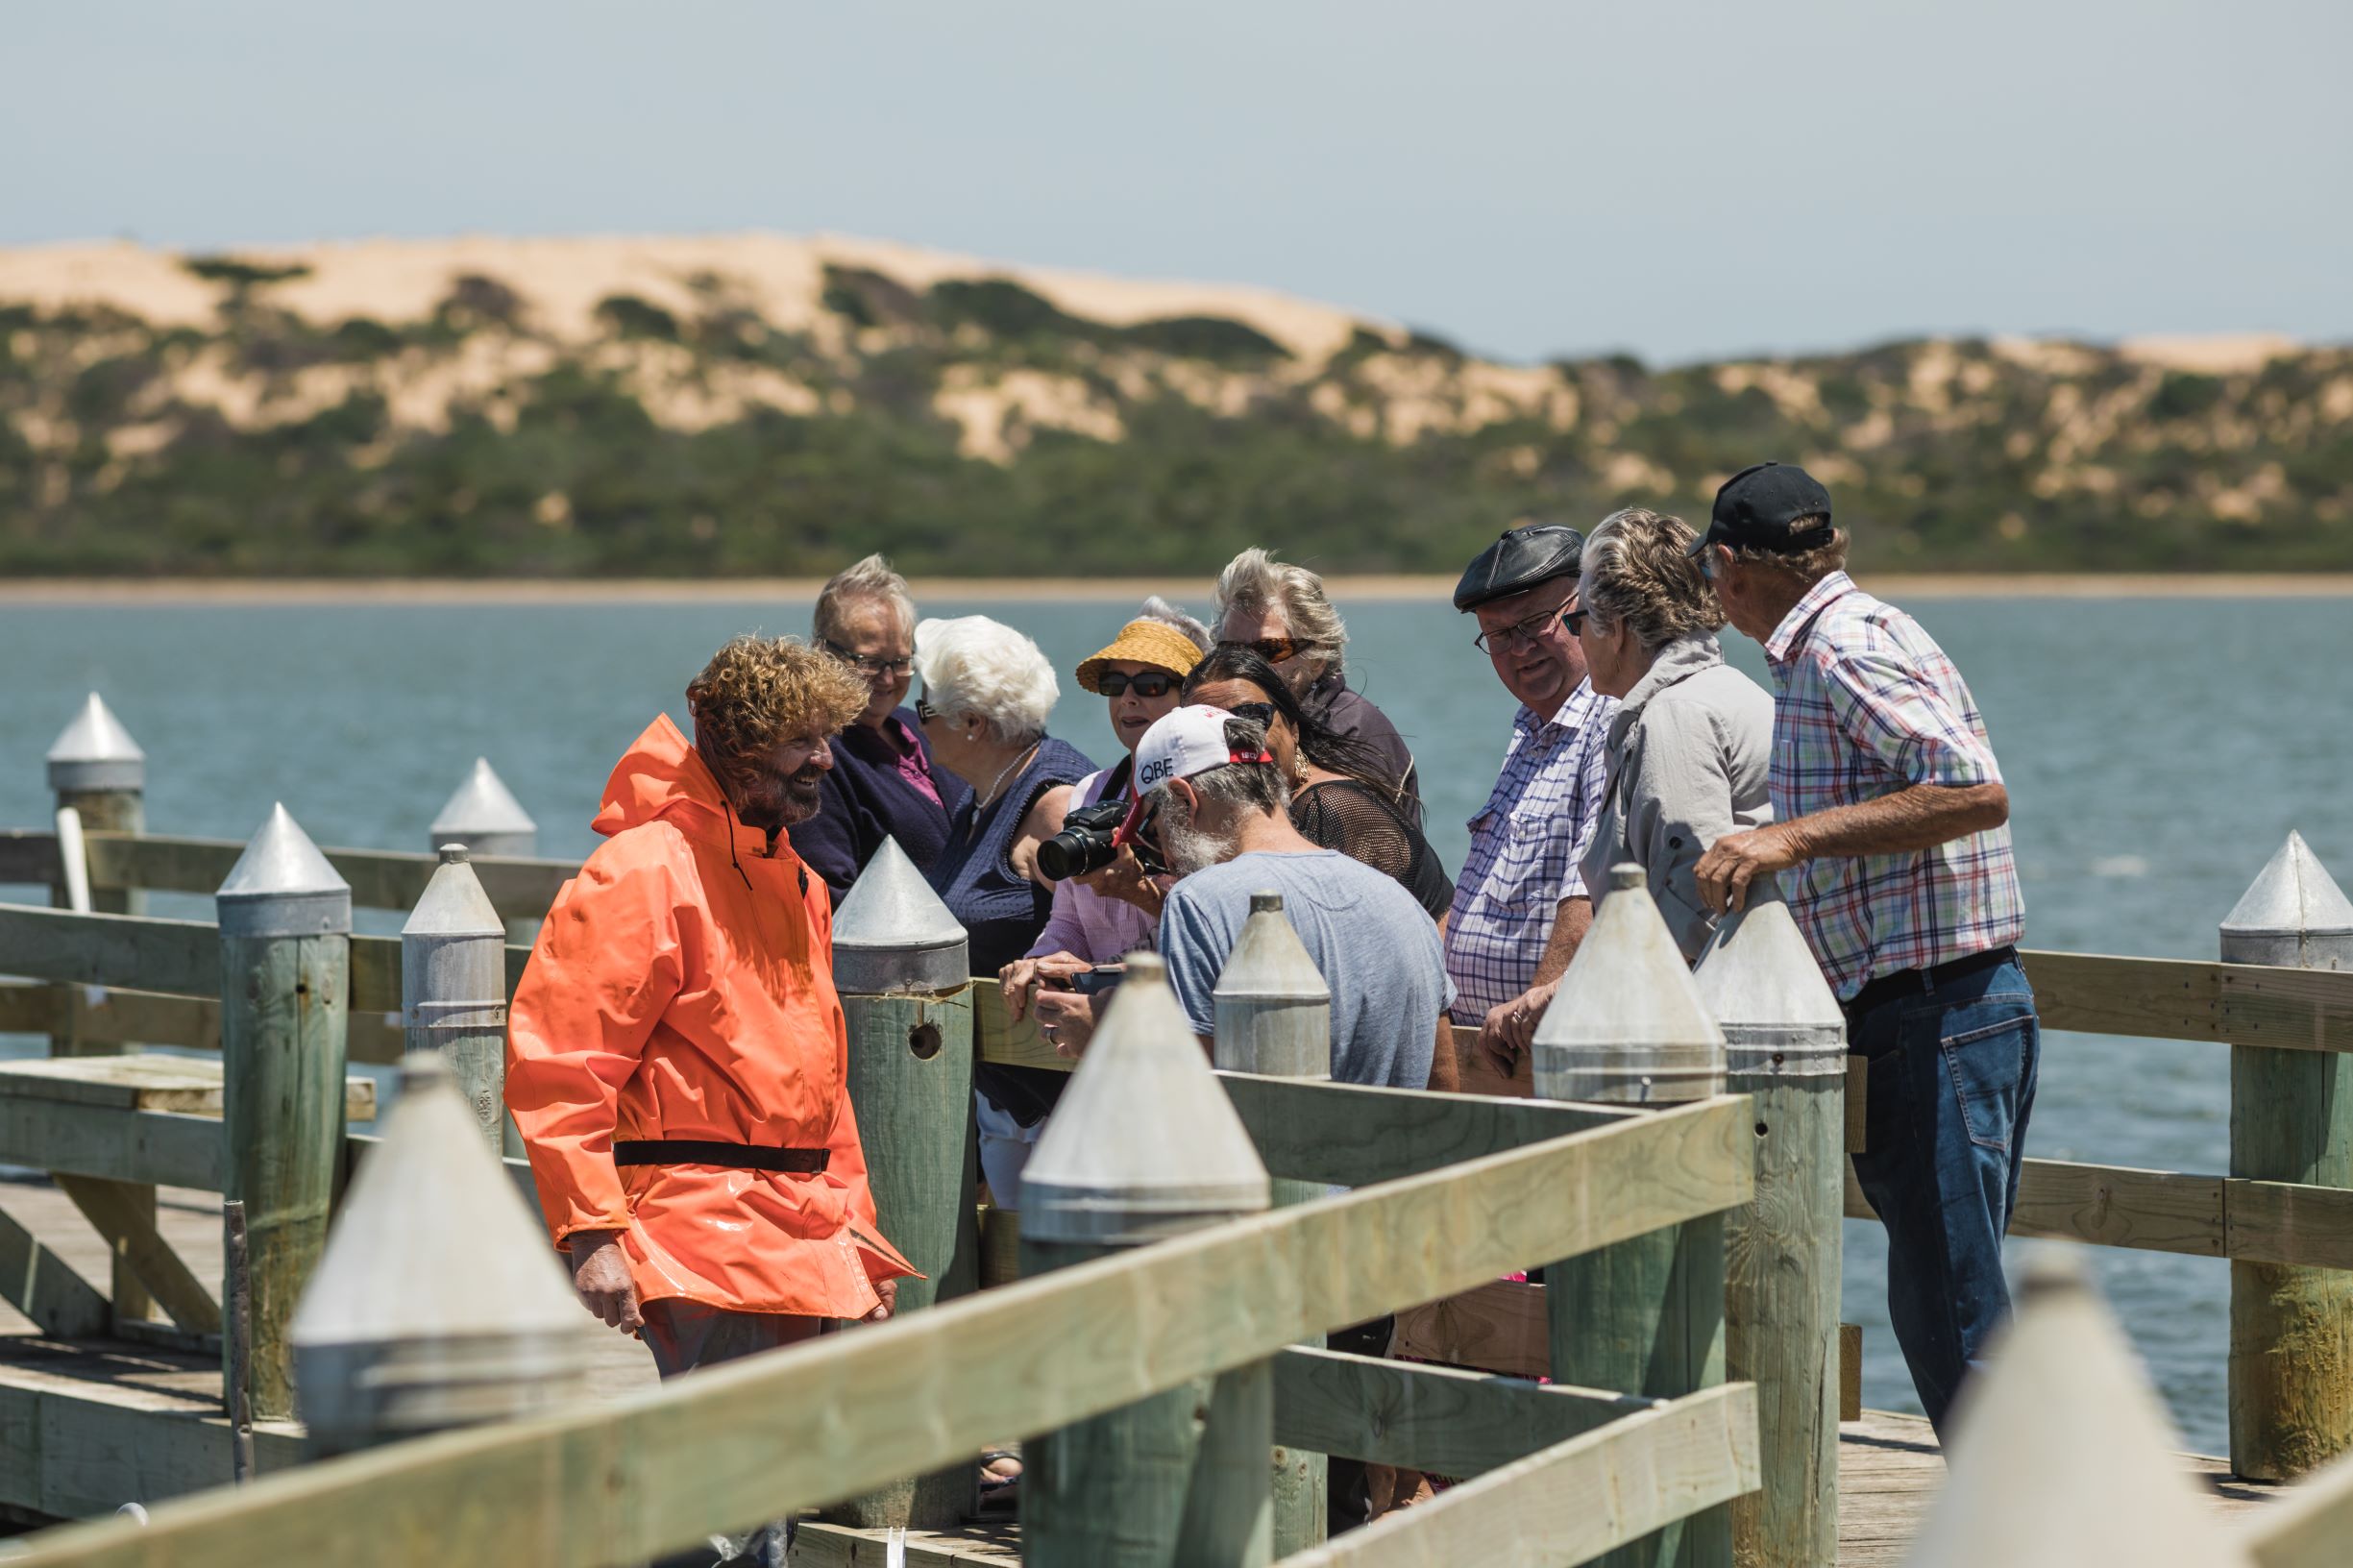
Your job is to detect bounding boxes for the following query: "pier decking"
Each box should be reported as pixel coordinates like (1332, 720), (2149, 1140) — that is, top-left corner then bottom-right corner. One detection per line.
(0, 1173), (2283, 1560)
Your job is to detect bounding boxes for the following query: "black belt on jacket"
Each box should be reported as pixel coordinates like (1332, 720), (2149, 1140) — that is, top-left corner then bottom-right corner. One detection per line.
(612, 1139), (830, 1174)
(1844, 945), (2019, 1022)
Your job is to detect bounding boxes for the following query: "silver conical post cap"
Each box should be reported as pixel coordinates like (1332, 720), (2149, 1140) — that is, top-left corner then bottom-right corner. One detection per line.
(1213, 892), (1333, 1078)
(2219, 832), (2353, 970)
(47, 693), (146, 795)
(429, 758), (536, 858)
(1533, 864), (1727, 1105)
(403, 846), (504, 941)
(1024, 953), (1271, 1246)
(1901, 1254), (2249, 1568)
(1694, 897), (1847, 1077)
(832, 837), (969, 995)
(291, 1053), (593, 1448)
(216, 803), (352, 939)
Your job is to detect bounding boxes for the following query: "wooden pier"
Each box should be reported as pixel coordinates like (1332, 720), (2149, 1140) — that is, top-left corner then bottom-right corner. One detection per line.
(4, 714), (2353, 1566)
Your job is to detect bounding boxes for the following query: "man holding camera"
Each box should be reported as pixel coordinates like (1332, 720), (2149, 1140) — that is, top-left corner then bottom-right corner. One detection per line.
(1133, 705), (1458, 1090)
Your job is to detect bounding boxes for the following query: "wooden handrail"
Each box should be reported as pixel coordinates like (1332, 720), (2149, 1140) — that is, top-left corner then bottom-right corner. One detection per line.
(0, 1096), (1752, 1568)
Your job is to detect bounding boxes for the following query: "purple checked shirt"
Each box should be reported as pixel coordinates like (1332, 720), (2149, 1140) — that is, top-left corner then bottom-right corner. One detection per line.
(1763, 571), (2025, 999)
(1443, 677), (1616, 1023)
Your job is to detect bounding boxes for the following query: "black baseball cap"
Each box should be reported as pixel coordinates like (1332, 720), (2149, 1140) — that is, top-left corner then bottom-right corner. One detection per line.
(1687, 462), (1835, 557)
(1454, 524), (1585, 611)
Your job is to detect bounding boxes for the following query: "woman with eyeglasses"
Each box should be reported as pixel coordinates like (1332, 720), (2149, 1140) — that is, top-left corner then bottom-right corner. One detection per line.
(990, 602), (1207, 1186)
(1182, 646), (1454, 924)
(796, 555), (973, 905)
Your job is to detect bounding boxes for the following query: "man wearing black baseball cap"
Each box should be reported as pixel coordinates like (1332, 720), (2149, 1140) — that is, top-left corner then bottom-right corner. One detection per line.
(1441, 524), (1620, 1081)
(1688, 461), (2038, 1434)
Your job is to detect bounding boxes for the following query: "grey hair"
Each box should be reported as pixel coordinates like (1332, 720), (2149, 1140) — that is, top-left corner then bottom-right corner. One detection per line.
(1153, 717), (1292, 818)
(1213, 549), (1346, 676)
(1579, 508), (1725, 653)
(912, 616), (1058, 744)
(814, 553), (917, 646)
(1726, 524), (1851, 586)
(1137, 595), (1213, 653)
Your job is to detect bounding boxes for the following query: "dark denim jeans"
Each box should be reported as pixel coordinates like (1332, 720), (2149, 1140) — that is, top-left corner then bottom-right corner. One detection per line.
(1847, 954), (2041, 1433)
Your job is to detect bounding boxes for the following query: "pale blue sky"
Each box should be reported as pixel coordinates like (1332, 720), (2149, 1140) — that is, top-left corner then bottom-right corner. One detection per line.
(7, 1), (2346, 363)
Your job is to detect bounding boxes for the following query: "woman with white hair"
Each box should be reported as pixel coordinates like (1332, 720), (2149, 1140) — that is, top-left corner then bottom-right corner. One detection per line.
(915, 616), (1097, 1213)
(1214, 547), (1421, 823)
(797, 553), (971, 904)
(1574, 507), (1776, 964)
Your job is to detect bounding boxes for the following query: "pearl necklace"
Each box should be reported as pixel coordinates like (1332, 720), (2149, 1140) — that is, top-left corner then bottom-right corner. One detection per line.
(979, 741), (1042, 808)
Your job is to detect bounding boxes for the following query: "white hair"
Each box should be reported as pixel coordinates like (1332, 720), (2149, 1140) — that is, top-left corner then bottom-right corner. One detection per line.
(913, 616), (1059, 744)
(1213, 548), (1346, 675)
(1137, 595), (1213, 653)
(814, 553), (916, 646)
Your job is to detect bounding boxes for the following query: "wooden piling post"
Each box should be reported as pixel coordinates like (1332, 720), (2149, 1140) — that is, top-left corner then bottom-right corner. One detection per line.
(47, 694), (154, 1325)
(1023, 953), (1274, 1568)
(2225, 831), (2353, 1480)
(291, 1054), (591, 1456)
(1214, 890), (1333, 1555)
(826, 838), (983, 1531)
(1696, 900), (1845, 1568)
(1534, 865), (1731, 1568)
(401, 845), (509, 1154)
(215, 803), (353, 1422)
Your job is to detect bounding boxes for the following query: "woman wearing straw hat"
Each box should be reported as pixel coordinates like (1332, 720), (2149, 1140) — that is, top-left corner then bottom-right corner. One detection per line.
(989, 599), (1207, 1196)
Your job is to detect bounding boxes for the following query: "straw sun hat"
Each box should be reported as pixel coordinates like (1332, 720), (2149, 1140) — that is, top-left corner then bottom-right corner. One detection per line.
(1074, 619), (1204, 694)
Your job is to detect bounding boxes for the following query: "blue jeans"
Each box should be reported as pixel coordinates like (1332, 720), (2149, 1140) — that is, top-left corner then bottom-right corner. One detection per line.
(1847, 955), (2041, 1432)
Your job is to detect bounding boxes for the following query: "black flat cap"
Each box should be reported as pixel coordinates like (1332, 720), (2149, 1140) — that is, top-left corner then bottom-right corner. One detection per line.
(1454, 525), (1585, 611)
(1688, 461), (1835, 557)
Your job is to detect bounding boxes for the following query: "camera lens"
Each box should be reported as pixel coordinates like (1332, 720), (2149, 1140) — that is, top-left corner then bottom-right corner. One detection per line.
(1036, 827), (1116, 883)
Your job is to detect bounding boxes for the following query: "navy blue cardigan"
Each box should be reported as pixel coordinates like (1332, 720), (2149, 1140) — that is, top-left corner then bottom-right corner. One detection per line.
(796, 710), (972, 905)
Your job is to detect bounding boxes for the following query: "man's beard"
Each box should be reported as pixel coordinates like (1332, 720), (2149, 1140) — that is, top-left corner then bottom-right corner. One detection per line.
(1160, 798), (1240, 877)
(736, 765), (826, 833)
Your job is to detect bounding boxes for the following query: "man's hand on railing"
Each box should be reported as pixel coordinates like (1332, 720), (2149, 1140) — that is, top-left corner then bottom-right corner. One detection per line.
(999, 951), (1091, 1022)
(1478, 980), (1557, 1077)
(566, 1231), (644, 1333)
(1032, 988), (1098, 1058)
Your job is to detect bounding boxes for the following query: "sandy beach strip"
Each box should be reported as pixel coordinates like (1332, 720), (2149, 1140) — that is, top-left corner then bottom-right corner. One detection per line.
(1, 573), (2350, 605)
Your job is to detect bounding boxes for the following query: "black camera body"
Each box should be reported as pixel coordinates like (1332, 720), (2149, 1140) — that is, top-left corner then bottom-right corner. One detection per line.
(1036, 796), (1165, 882)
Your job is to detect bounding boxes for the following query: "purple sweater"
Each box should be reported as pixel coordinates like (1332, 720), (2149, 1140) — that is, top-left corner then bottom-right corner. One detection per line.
(797, 709), (972, 905)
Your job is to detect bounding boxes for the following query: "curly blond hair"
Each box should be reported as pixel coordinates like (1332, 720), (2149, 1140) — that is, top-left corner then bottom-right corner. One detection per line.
(1581, 507), (1725, 652)
(685, 636), (869, 778)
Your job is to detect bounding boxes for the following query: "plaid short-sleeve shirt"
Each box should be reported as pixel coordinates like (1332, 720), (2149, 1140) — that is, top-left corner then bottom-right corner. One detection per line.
(1442, 678), (1616, 1022)
(1765, 572), (2024, 999)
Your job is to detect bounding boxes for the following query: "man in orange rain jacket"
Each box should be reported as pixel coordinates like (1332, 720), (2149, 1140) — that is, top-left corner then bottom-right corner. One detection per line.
(507, 636), (917, 1430)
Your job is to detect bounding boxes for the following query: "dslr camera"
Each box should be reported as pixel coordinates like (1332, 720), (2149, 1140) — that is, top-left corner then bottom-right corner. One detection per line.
(1036, 796), (1165, 882)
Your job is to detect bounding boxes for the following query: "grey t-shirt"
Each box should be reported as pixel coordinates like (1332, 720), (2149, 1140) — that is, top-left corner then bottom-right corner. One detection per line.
(1159, 849), (1453, 1089)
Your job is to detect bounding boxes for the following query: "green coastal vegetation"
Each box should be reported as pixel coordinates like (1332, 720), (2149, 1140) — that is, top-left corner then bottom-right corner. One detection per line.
(2, 254), (2348, 577)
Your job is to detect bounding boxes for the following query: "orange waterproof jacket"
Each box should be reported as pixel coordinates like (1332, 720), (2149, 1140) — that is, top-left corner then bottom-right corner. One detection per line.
(506, 714), (915, 1317)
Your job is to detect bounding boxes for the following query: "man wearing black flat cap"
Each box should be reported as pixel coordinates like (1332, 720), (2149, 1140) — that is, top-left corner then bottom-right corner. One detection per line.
(1690, 460), (2037, 1434)
(1443, 523), (1619, 1079)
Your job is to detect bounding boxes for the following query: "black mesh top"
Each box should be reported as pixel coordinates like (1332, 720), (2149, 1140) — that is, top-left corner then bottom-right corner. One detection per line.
(1289, 779), (1456, 921)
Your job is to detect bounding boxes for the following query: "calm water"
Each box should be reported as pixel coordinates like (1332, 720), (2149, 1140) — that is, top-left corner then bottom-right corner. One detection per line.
(3, 591), (2348, 1452)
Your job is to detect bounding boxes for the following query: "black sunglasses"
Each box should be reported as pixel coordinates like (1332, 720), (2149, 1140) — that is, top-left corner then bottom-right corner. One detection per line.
(914, 695), (941, 723)
(1217, 635), (1304, 664)
(1097, 670), (1178, 698)
(1226, 700), (1279, 730)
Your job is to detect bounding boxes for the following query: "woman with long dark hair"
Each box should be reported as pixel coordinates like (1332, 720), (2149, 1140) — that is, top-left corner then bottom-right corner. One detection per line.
(1183, 645), (1454, 923)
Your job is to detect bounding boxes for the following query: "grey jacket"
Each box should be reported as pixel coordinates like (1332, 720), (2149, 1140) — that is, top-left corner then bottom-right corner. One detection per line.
(1579, 633), (1776, 963)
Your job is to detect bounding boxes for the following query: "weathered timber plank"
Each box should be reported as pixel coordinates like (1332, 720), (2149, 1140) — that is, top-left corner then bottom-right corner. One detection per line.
(1277, 1383), (1760, 1568)
(977, 1205), (1018, 1290)
(1840, 1324), (1862, 1423)
(1451, 1024), (1532, 1100)
(1389, 1279), (1548, 1380)
(2243, 1444), (2353, 1568)
(51, 1177), (222, 1335)
(0, 908), (216, 999)
(0, 1208), (110, 1337)
(61, 990), (404, 1067)
(0, 1101), (221, 1191)
(0, 1056), (373, 1123)
(1219, 1073), (1630, 1188)
(2006, 1160), (2227, 1255)
(79, 834), (574, 922)
(0, 1096), (1752, 1568)
(2227, 1179), (2353, 1271)
(792, 1521), (1021, 1566)
(0, 981), (61, 1036)
(1271, 1345), (1651, 1475)
(0, 831), (63, 888)
(2023, 948), (2353, 1053)
(971, 982), (1066, 1072)
(0, 1379), (303, 1520)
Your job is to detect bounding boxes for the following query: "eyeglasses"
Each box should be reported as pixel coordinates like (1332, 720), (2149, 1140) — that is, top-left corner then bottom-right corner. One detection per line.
(1097, 670), (1178, 698)
(1472, 598), (1576, 654)
(914, 695), (941, 723)
(1226, 700), (1279, 730)
(1217, 636), (1304, 665)
(821, 639), (913, 676)
(1564, 606), (1593, 636)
